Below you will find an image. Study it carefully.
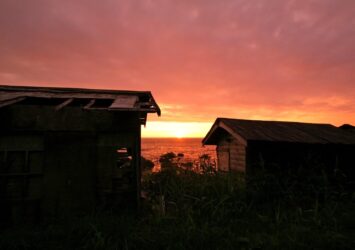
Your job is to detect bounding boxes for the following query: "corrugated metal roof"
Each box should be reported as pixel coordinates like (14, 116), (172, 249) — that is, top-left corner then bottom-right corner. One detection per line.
(203, 118), (355, 145)
(0, 85), (161, 116)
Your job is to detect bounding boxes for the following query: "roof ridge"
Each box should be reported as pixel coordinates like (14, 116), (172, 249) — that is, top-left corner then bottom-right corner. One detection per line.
(203, 117), (355, 145)
(0, 85), (151, 95)
(218, 117), (333, 126)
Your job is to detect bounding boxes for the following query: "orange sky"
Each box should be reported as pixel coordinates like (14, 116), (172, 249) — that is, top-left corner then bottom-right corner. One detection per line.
(1, 0), (355, 138)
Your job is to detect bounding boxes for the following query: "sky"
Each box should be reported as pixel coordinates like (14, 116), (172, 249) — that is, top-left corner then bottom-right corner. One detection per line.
(1, 0), (355, 137)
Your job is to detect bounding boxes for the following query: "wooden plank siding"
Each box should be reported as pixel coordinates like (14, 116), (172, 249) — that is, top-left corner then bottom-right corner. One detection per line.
(204, 118), (355, 186)
(216, 136), (246, 173)
(217, 147), (229, 172)
(0, 106), (143, 223)
(96, 133), (139, 208)
(0, 134), (45, 224)
(229, 139), (246, 172)
(0, 85), (161, 225)
(42, 132), (96, 218)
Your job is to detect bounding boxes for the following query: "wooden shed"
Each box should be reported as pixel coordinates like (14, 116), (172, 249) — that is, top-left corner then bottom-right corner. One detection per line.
(0, 85), (160, 225)
(203, 118), (355, 181)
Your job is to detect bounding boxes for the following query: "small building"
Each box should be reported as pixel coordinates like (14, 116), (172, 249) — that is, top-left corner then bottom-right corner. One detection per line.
(203, 118), (355, 181)
(0, 85), (160, 225)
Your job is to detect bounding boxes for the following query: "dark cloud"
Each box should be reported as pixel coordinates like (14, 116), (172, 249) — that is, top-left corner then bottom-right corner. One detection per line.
(1, 0), (355, 124)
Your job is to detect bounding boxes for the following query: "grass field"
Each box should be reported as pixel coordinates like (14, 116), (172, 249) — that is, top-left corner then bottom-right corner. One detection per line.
(1, 164), (355, 249)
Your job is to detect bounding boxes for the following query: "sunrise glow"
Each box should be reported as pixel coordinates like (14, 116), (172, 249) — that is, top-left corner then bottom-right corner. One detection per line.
(174, 130), (186, 139)
(142, 122), (213, 138)
(1, 1), (355, 133)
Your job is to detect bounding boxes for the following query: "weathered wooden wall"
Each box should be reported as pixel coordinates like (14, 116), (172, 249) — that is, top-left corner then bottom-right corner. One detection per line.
(42, 132), (97, 218)
(229, 138), (246, 172)
(245, 141), (355, 181)
(0, 104), (141, 225)
(216, 137), (230, 172)
(96, 133), (139, 209)
(0, 135), (44, 224)
(0, 105), (139, 132)
(216, 135), (246, 173)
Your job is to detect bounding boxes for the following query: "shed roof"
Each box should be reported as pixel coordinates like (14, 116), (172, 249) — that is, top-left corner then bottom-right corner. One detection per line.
(0, 85), (161, 125)
(203, 118), (355, 145)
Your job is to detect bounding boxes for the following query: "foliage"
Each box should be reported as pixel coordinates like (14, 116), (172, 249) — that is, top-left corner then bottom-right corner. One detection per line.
(159, 152), (177, 169)
(198, 153), (217, 174)
(1, 162), (355, 249)
(141, 156), (154, 171)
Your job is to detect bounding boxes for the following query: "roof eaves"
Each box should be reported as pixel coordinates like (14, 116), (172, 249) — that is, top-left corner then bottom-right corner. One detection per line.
(202, 118), (220, 145)
(219, 120), (247, 146)
(202, 118), (248, 146)
(0, 85), (161, 116)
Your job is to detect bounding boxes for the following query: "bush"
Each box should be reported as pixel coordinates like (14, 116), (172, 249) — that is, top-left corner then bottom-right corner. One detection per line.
(198, 154), (217, 174)
(141, 156), (154, 171)
(159, 152), (177, 169)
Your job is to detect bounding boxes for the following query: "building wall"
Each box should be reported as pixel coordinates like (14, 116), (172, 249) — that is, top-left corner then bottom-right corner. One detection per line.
(0, 105), (139, 132)
(0, 104), (141, 224)
(243, 141), (355, 190)
(42, 132), (97, 218)
(0, 134), (44, 225)
(217, 137), (230, 172)
(96, 132), (140, 209)
(216, 135), (246, 172)
(245, 141), (344, 175)
(229, 138), (246, 172)
(337, 145), (355, 186)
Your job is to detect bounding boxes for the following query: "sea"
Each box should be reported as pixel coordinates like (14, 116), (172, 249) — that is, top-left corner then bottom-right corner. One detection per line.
(141, 138), (216, 171)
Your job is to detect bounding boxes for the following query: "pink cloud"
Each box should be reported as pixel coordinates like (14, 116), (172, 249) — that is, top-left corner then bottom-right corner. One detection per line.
(0, 0), (355, 125)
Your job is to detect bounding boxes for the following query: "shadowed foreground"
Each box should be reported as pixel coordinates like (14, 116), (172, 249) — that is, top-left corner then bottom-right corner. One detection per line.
(1, 164), (355, 250)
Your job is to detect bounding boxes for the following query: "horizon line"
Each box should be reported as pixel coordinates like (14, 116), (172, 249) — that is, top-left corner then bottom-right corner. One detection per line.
(141, 137), (203, 139)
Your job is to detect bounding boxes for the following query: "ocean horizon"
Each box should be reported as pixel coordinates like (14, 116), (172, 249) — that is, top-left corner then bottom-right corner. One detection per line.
(141, 137), (216, 170)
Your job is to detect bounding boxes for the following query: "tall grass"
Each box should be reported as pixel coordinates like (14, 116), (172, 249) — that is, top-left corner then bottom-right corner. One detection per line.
(1, 164), (355, 249)
(142, 166), (355, 249)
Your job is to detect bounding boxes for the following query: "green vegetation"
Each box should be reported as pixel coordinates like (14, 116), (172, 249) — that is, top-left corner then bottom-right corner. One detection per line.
(1, 153), (355, 249)
(158, 152), (217, 173)
(141, 156), (154, 171)
(159, 152), (178, 169)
